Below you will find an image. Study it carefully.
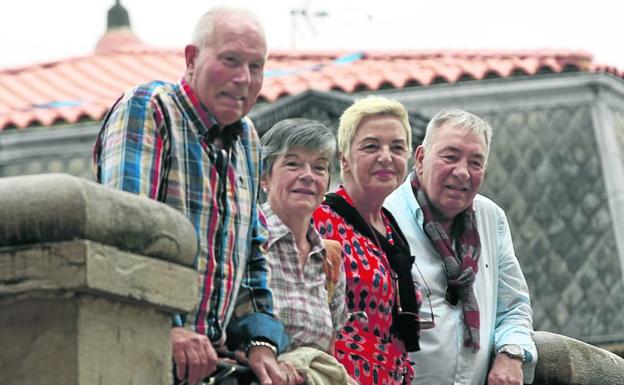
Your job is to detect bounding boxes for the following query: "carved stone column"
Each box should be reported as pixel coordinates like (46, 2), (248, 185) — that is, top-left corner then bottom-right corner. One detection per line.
(0, 174), (198, 385)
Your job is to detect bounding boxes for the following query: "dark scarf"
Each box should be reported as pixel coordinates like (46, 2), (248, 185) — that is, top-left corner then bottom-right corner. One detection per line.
(410, 173), (481, 351)
(324, 192), (420, 352)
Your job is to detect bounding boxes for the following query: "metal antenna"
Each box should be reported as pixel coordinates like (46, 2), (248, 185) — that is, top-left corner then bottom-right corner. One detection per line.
(290, 1), (329, 49)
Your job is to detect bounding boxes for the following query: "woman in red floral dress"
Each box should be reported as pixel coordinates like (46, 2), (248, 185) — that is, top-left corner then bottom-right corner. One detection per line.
(313, 96), (420, 385)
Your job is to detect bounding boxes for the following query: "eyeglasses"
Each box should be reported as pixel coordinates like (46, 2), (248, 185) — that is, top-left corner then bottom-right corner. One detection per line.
(413, 261), (435, 330)
(384, 253), (421, 326)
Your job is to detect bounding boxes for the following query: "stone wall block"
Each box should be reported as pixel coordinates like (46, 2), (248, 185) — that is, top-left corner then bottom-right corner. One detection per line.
(0, 173), (201, 385)
(0, 173), (197, 267)
(0, 296), (173, 385)
(0, 240), (198, 312)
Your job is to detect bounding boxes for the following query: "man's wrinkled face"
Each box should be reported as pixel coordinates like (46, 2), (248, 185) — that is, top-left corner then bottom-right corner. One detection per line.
(185, 17), (266, 125)
(415, 123), (487, 222)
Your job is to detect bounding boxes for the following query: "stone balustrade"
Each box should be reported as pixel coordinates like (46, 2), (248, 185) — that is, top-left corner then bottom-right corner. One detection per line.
(1, 174), (623, 384)
(0, 174), (198, 385)
(533, 331), (624, 385)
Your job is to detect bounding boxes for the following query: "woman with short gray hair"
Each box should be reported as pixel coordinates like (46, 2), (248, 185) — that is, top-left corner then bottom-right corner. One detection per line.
(259, 118), (352, 385)
(261, 118), (336, 179)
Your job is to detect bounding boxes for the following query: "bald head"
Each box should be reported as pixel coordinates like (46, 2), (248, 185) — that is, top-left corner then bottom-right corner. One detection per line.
(191, 7), (266, 51)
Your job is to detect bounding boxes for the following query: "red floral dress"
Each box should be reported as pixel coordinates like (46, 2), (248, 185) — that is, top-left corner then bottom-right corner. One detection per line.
(312, 187), (413, 385)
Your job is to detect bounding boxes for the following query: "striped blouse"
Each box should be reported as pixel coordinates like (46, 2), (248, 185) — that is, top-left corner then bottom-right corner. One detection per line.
(260, 202), (348, 352)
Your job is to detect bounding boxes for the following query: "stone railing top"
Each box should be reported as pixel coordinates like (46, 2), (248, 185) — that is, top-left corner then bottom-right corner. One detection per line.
(0, 174), (196, 267)
(533, 331), (624, 385)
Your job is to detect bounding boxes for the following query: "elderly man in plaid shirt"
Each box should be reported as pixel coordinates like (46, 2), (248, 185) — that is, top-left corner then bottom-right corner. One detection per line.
(94, 7), (290, 385)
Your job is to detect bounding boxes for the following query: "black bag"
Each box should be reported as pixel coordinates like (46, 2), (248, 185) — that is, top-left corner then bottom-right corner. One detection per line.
(323, 193), (420, 352)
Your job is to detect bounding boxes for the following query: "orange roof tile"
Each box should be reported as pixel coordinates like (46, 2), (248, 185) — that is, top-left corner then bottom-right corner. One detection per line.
(0, 42), (619, 130)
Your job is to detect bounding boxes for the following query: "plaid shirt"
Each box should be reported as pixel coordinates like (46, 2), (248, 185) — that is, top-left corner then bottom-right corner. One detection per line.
(94, 78), (287, 350)
(260, 203), (348, 352)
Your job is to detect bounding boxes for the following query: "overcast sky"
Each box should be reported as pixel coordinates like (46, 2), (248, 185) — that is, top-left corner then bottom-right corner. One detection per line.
(1, 0), (622, 69)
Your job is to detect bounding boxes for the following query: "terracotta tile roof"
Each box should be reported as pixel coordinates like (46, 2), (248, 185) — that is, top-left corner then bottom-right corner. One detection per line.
(0, 39), (621, 130)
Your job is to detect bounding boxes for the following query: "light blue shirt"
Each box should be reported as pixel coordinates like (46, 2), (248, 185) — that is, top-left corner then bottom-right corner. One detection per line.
(385, 175), (537, 385)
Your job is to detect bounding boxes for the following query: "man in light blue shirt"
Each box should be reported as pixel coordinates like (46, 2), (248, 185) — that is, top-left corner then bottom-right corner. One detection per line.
(385, 109), (537, 385)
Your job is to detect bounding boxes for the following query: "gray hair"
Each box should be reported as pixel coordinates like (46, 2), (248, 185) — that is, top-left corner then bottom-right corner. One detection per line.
(422, 109), (493, 162)
(191, 6), (265, 49)
(261, 118), (336, 177)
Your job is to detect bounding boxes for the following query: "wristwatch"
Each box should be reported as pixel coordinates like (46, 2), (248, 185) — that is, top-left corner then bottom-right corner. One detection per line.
(496, 344), (525, 361)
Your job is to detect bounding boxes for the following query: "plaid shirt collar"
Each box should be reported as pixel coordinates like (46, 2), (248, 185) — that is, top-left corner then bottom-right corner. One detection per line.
(176, 78), (243, 149)
(261, 202), (324, 255)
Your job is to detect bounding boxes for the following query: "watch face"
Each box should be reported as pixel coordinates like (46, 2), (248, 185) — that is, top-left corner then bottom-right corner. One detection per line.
(500, 345), (524, 360)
